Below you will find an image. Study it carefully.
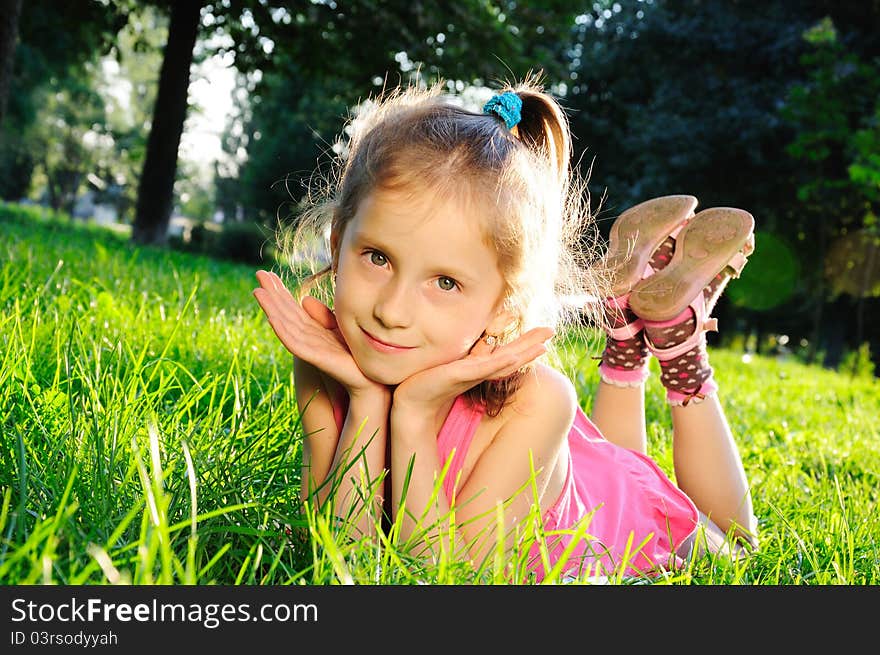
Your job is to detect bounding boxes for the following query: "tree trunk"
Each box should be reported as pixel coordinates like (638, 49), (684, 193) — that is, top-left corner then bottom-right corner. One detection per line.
(132, 0), (202, 246)
(0, 0), (23, 127)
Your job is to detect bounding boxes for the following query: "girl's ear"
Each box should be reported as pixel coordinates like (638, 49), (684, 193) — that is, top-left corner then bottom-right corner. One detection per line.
(486, 307), (516, 337)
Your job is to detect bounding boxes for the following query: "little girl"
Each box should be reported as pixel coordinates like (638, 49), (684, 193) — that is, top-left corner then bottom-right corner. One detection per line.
(253, 77), (758, 582)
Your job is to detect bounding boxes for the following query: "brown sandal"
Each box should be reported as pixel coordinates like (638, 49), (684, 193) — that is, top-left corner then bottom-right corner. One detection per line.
(605, 195), (698, 297)
(628, 207), (755, 322)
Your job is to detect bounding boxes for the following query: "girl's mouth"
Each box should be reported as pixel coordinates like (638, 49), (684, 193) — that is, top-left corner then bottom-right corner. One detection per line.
(361, 328), (416, 353)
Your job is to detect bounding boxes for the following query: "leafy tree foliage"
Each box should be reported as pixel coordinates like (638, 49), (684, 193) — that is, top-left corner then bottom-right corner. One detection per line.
(567, 0), (813, 224)
(0, 0), (128, 200)
(29, 71), (107, 213)
(219, 66), (351, 224)
(133, 0), (591, 243)
(565, 0), (880, 367)
(0, 0), (23, 124)
(780, 15), (880, 364)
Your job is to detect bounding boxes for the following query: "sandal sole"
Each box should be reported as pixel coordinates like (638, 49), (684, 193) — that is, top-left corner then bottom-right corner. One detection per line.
(629, 207), (755, 322)
(606, 195), (698, 296)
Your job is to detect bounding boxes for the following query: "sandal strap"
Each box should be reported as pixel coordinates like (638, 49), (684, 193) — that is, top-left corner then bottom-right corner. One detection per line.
(645, 326), (708, 361)
(727, 251), (748, 278)
(726, 232), (754, 279)
(608, 319), (644, 341)
(644, 292), (718, 361)
(604, 292), (644, 340)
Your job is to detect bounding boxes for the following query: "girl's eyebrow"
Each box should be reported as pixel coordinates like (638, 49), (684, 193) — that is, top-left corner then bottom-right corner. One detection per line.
(349, 229), (393, 253)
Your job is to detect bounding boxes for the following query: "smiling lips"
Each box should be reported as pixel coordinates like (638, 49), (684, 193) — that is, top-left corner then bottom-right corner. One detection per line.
(361, 328), (416, 353)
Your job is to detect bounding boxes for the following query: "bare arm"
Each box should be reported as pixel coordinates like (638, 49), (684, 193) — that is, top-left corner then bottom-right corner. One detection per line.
(253, 270), (391, 535)
(294, 357), (390, 536)
(390, 364), (575, 569)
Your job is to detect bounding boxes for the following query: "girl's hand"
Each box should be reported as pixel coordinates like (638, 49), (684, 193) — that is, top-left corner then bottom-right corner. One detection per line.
(252, 270), (387, 398)
(392, 326), (554, 415)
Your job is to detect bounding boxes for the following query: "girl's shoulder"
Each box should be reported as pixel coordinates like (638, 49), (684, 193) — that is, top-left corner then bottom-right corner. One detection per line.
(495, 363), (579, 433)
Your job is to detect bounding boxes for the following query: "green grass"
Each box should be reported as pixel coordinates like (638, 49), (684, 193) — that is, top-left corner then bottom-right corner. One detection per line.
(2, 202), (879, 585)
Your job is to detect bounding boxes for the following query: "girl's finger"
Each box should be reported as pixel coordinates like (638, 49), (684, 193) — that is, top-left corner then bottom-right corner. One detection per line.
(254, 290), (319, 355)
(258, 288), (349, 357)
(255, 269), (282, 291)
(258, 275), (314, 326)
(468, 335), (493, 358)
(479, 339), (549, 379)
(516, 326), (555, 346)
(480, 344), (547, 381)
(269, 271), (302, 304)
(476, 326), (553, 363)
(254, 287), (297, 330)
(253, 287), (280, 318)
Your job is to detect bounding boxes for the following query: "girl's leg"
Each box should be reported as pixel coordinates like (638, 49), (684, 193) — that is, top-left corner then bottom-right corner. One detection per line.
(631, 207), (759, 547)
(592, 292), (651, 453)
(591, 380), (647, 453)
(594, 227), (681, 453)
(669, 395), (757, 544)
(594, 355), (756, 542)
(593, 197), (695, 454)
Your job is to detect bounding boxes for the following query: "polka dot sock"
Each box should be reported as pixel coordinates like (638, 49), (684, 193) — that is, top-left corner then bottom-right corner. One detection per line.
(642, 272), (729, 405)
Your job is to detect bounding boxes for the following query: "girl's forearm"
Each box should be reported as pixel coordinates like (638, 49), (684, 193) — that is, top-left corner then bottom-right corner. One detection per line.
(390, 407), (469, 560)
(317, 390), (391, 537)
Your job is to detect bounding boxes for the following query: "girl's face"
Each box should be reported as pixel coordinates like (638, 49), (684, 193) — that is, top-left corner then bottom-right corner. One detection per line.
(332, 185), (507, 386)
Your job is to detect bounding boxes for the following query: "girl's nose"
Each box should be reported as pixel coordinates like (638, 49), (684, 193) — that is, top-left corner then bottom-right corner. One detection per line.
(373, 278), (413, 329)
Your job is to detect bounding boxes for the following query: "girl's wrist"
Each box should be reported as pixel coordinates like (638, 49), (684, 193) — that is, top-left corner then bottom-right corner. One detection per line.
(391, 385), (445, 413)
(390, 399), (448, 441)
(348, 384), (392, 408)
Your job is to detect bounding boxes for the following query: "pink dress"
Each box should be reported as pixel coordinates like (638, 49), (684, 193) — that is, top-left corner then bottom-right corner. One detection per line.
(331, 391), (698, 582)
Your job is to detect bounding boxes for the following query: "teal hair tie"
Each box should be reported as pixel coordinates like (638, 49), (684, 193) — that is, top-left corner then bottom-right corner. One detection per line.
(483, 91), (522, 130)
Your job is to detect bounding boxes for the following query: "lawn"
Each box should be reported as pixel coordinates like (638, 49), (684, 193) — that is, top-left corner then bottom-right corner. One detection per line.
(2, 203), (878, 585)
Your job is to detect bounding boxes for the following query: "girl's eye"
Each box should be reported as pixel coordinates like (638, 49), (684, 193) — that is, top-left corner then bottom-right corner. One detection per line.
(369, 251), (387, 267)
(437, 276), (458, 292)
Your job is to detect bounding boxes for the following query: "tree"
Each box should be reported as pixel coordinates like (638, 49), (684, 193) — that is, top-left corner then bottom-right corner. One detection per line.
(564, 0), (880, 370)
(566, 1), (817, 221)
(131, 0), (590, 245)
(29, 69), (107, 213)
(0, 0), (128, 201)
(0, 0), (23, 126)
(781, 16), (880, 367)
(132, 0), (203, 245)
(218, 65), (351, 225)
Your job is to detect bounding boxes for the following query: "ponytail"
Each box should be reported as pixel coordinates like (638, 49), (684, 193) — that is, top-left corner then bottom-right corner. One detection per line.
(511, 84), (571, 184)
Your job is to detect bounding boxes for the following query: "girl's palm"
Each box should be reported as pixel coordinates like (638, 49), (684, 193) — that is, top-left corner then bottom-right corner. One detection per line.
(394, 327), (554, 411)
(252, 270), (377, 394)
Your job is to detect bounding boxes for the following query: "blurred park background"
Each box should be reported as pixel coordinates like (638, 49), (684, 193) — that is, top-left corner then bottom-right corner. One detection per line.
(1, 0), (878, 377)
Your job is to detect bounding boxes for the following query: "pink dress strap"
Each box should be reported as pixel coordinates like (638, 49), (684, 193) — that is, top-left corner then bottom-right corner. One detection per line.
(435, 396), (486, 502)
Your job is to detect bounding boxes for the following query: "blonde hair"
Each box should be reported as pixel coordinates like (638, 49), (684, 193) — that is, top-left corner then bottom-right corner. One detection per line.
(281, 74), (608, 415)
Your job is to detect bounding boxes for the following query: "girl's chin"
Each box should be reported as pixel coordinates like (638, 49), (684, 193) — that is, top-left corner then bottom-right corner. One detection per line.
(353, 350), (471, 387)
(356, 358), (450, 387)
(355, 362), (414, 387)
(363, 371), (408, 386)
